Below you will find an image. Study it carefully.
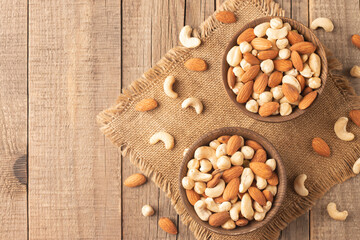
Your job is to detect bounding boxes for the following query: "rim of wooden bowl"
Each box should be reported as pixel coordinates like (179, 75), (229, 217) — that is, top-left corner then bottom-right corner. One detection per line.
(222, 16), (328, 123)
(179, 127), (287, 235)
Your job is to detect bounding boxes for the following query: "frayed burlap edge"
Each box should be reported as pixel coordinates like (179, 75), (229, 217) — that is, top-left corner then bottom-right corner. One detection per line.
(97, 0), (360, 239)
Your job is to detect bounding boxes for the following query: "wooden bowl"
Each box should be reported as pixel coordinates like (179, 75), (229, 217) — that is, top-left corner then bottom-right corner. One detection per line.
(222, 17), (328, 122)
(179, 127), (287, 235)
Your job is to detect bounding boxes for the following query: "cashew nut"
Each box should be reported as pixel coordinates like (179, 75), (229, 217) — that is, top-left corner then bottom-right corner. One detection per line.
(308, 53), (321, 77)
(240, 193), (254, 220)
(205, 179), (225, 198)
(241, 146), (255, 159)
(217, 156), (231, 170)
(194, 181), (206, 194)
(179, 25), (201, 48)
(334, 117), (355, 141)
(209, 140), (221, 150)
(239, 167), (254, 193)
(230, 201), (242, 221)
(327, 202), (348, 221)
(246, 99), (259, 113)
(284, 22), (292, 31)
(255, 175), (267, 190)
(227, 46), (242, 67)
(253, 201), (264, 213)
(221, 219), (236, 230)
(149, 131), (175, 150)
(163, 76), (178, 99)
(254, 201), (272, 221)
(280, 102), (292, 116)
(266, 159), (277, 171)
(350, 65), (360, 78)
(352, 158), (360, 174)
(142, 204), (155, 217)
(216, 143), (227, 158)
(279, 48), (291, 59)
(187, 159), (200, 169)
(188, 169), (213, 182)
(182, 97), (203, 114)
(194, 200), (212, 221)
(265, 185), (277, 196)
(266, 26), (288, 40)
(205, 198), (231, 212)
(199, 159), (213, 172)
(270, 18), (283, 29)
(230, 151), (244, 166)
(285, 68), (298, 77)
(294, 174), (309, 197)
(310, 17), (334, 32)
(239, 41), (253, 53)
(182, 176), (195, 190)
(300, 64), (314, 78)
(254, 22), (270, 37)
(301, 54), (309, 63)
(195, 146), (217, 168)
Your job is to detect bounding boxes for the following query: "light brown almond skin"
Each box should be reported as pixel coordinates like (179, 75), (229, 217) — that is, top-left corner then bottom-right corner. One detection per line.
(245, 140), (264, 151)
(258, 102), (279, 117)
(207, 173), (222, 188)
(251, 149), (267, 163)
(159, 217), (178, 235)
(351, 34), (360, 49)
(251, 38), (273, 50)
(302, 86), (313, 96)
(227, 67), (236, 89)
(299, 91), (318, 110)
(248, 186), (267, 206)
(257, 50), (279, 60)
(124, 173), (147, 187)
(291, 50), (304, 71)
(184, 58), (208, 71)
(135, 98), (158, 112)
(218, 135), (231, 143)
(223, 178), (240, 201)
(296, 75), (306, 91)
(227, 135), (244, 155)
(349, 109), (360, 127)
(186, 189), (200, 206)
(249, 162), (273, 179)
(273, 59), (293, 72)
(236, 81), (254, 103)
(267, 172), (279, 186)
(312, 137), (331, 157)
(253, 73), (268, 94)
(268, 71), (283, 88)
(209, 212), (231, 227)
(240, 65), (260, 83)
(263, 190), (274, 203)
(287, 31), (304, 45)
(215, 11), (236, 23)
(282, 83), (300, 103)
(237, 28), (256, 44)
(243, 52), (260, 65)
(214, 196), (227, 204)
(222, 166), (243, 183)
(290, 41), (316, 54)
(236, 218), (249, 226)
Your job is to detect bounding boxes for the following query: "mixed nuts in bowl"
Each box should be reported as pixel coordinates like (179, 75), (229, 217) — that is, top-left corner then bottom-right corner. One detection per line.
(179, 127), (286, 235)
(222, 17), (328, 122)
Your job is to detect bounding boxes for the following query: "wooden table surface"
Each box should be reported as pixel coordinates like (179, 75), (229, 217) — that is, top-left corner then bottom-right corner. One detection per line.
(1, 0), (359, 239)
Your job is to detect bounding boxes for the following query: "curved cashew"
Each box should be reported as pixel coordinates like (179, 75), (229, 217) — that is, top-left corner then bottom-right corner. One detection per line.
(266, 159), (277, 171)
(163, 76), (178, 99)
(194, 181), (206, 194)
(194, 146), (217, 168)
(309, 53), (321, 77)
(230, 201), (242, 221)
(221, 219), (236, 230)
(239, 168), (254, 193)
(217, 156), (231, 170)
(255, 175), (267, 190)
(266, 26), (288, 40)
(254, 201), (272, 221)
(182, 176), (195, 190)
(149, 131), (174, 150)
(310, 17), (334, 32)
(240, 193), (254, 220)
(216, 143), (227, 158)
(253, 201), (264, 213)
(265, 185), (277, 196)
(194, 200), (212, 221)
(230, 151), (244, 166)
(187, 159), (199, 169)
(300, 64), (314, 78)
(327, 202), (348, 221)
(334, 117), (355, 141)
(294, 174), (309, 197)
(350, 65), (360, 78)
(179, 25), (201, 48)
(205, 179), (225, 198)
(199, 159), (212, 173)
(205, 198), (231, 212)
(254, 22), (270, 37)
(182, 97), (203, 114)
(209, 140), (221, 150)
(188, 169), (212, 182)
(353, 158), (360, 174)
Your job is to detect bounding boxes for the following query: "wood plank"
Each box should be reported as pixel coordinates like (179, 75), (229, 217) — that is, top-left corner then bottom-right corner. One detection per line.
(309, 0), (360, 239)
(0, 0), (28, 239)
(28, 0), (121, 238)
(121, 0), (184, 239)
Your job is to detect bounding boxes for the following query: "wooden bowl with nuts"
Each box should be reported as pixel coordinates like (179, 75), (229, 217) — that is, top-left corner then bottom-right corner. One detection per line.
(179, 127), (286, 235)
(222, 17), (328, 122)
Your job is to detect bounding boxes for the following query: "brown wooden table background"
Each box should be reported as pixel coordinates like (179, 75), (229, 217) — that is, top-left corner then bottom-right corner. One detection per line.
(1, 0), (359, 239)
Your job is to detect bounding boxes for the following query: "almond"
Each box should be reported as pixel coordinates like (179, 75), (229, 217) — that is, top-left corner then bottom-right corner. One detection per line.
(218, 135), (231, 143)
(268, 71), (283, 88)
(262, 190), (273, 202)
(214, 196), (227, 204)
(267, 172), (279, 186)
(245, 140), (264, 151)
(236, 218), (249, 226)
(290, 41), (316, 54)
(251, 149), (267, 163)
(287, 31), (304, 45)
(184, 58), (208, 71)
(282, 83), (300, 103)
(227, 67), (236, 89)
(236, 81), (254, 103)
(296, 74), (306, 91)
(124, 173), (147, 187)
(291, 50), (304, 71)
(223, 178), (240, 201)
(135, 98), (158, 112)
(312, 137), (331, 157)
(248, 187), (267, 206)
(207, 173), (222, 188)
(209, 212), (231, 227)
(299, 91), (318, 110)
(186, 189), (200, 205)
(237, 28), (256, 44)
(215, 11), (236, 23)
(302, 86), (313, 96)
(253, 73), (268, 94)
(240, 65), (260, 83)
(351, 34), (360, 49)
(243, 52), (260, 65)
(273, 59), (293, 72)
(222, 166), (243, 183)
(349, 109), (360, 127)
(158, 217), (177, 235)
(258, 102), (279, 117)
(257, 50), (279, 60)
(249, 162), (273, 179)
(251, 38), (272, 50)
(227, 135), (244, 155)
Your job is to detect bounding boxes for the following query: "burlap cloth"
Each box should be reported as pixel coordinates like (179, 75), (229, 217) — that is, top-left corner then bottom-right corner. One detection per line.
(97, 0), (360, 239)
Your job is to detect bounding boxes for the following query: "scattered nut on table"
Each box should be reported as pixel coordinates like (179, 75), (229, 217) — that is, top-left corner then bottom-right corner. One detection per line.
(334, 117), (355, 141)
(142, 204), (155, 217)
(327, 202), (348, 221)
(310, 17), (334, 32)
(149, 131), (175, 150)
(294, 174), (309, 197)
(163, 76), (178, 99)
(181, 97), (204, 114)
(179, 25), (201, 48)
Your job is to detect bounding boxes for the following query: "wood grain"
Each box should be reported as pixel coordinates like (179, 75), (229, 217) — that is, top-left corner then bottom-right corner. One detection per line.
(0, 0), (27, 239)
(28, 0), (121, 238)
